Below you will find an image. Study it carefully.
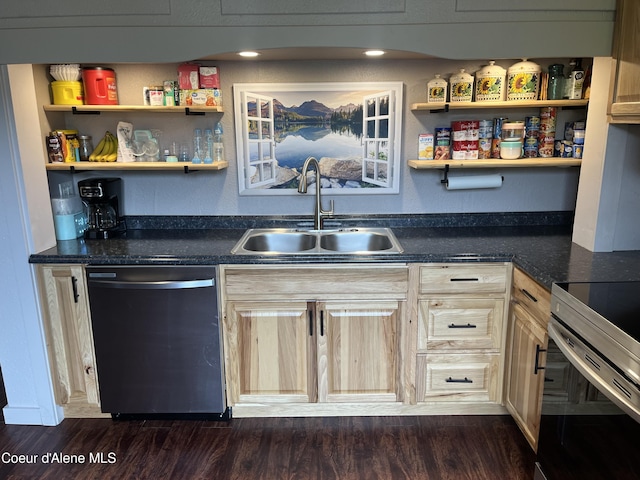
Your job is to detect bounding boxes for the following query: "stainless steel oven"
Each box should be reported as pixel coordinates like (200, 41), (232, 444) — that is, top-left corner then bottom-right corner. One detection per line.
(535, 282), (640, 479)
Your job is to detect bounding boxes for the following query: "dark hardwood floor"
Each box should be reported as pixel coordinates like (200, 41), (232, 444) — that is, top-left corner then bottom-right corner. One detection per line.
(0, 414), (535, 479)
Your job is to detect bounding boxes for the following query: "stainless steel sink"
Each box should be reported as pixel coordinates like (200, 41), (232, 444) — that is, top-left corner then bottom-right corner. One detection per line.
(240, 231), (316, 253)
(231, 227), (403, 255)
(320, 230), (395, 252)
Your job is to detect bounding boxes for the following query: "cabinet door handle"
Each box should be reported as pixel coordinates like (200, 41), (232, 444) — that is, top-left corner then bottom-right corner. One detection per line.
(521, 288), (538, 303)
(448, 323), (477, 329)
(320, 310), (324, 337)
(445, 377), (473, 383)
(71, 275), (79, 303)
(534, 344), (547, 374)
(308, 308), (314, 337)
(450, 278), (479, 282)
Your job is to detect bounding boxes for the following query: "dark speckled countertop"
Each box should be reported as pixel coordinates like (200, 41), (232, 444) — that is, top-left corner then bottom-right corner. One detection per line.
(29, 213), (640, 289)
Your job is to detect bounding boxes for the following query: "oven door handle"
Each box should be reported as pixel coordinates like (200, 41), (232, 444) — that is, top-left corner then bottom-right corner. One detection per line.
(548, 319), (640, 423)
(87, 278), (215, 290)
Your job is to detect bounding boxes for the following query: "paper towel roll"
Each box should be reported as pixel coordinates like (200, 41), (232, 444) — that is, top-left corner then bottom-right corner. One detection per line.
(445, 174), (503, 190)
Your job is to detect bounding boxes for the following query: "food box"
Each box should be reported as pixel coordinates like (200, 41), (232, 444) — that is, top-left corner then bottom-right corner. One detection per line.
(418, 133), (434, 160)
(178, 63), (200, 90)
(179, 89), (222, 107)
(199, 66), (220, 89)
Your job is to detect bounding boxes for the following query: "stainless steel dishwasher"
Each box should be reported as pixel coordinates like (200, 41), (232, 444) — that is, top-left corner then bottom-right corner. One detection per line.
(86, 265), (228, 420)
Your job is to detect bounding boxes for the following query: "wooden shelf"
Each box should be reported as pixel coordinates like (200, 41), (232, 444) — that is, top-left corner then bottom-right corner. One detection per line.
(411, 99), (589, 112)
(408, 158), (581, 169)
(43, 105), (224, 114)
(45, 161), (229, 172)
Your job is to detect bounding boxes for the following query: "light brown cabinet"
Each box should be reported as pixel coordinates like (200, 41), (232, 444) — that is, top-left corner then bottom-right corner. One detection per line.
(414, 263), (510, 404)
(220, 264), (408, 415)
(608, 0), (640, 123)
(505, 267), (551, 451)
(36, 264), (108, 418)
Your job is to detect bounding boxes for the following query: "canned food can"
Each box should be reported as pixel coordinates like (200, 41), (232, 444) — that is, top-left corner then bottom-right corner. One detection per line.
(523, 145), (539, 158)
(479, 120), (493, 139)
(525, 116), (540, 137)
(538, 141), (555, 158)
(564, 122), (575, 141)
(493, 117), (508, 139)
(491, 138), (502, 158)
(555, 140), (573, 158)
(572, 144), (583, 159)
(478, 138), (492, 159)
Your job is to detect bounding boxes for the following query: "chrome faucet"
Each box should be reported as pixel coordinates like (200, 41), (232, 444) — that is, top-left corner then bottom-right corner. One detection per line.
(298, 156), (334, 230)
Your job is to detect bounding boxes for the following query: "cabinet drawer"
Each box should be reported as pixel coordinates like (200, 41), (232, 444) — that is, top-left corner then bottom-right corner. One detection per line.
(418, 298), (504, 351)
(419, 264), (508, 294)
(416, 353), (500, 403)
(512, 268), (551, 326)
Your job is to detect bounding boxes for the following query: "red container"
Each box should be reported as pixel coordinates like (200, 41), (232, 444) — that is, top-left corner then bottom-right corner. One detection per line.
(82, 67), (118, 105)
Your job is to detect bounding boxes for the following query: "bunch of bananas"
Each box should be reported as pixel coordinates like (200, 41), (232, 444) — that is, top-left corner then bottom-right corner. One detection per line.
(89, 131), (118, 162)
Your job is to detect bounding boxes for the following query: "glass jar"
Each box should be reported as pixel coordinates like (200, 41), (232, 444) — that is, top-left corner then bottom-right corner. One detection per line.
(547, 64), (565, 100)
(77, 135), (93, 162)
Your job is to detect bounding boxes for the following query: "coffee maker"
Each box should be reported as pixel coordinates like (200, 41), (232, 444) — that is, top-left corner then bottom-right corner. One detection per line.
(78, 178), (125, 239)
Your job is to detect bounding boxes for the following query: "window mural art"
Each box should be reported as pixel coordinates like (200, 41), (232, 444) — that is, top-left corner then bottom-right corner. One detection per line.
(233, 82), (403, 195)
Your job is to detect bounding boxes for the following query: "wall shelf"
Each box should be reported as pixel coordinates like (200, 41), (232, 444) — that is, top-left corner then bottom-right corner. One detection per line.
(408, 158), (581, 169)
(43, 105), (224, 115)
(411, 99), (589, 113)
(45, 161), (229, 173)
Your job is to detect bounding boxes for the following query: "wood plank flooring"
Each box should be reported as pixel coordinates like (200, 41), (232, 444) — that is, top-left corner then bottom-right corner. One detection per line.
(0, 415), (535, 480)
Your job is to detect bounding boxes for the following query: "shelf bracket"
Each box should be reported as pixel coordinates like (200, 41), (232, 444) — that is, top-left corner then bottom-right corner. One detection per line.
(183, 165), (191, 174)
(440, 164), (450, 184)
(184, 108), (206, 116)
(430, 104), (450, 113)
(71, 107), (101, 115)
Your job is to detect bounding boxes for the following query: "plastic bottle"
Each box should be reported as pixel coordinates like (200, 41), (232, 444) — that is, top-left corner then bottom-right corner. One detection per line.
(213, 122), (224, 162)
(204, 128), (213, 164)
(192, 128), (202, 164)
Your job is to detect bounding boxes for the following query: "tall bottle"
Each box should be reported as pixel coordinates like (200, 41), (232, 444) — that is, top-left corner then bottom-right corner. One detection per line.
(563, 59), (585, 100)
(192, 128), (203, 164)
(204, 128), (213, 164)
(213, 122), (224, 162)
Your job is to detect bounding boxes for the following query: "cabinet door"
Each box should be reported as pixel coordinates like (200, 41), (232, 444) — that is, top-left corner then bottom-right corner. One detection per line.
(505, 302), (548, 451)
(225, 301), (316, 404)
(38, 265), (102, 416)
(318, 301), (400, 403)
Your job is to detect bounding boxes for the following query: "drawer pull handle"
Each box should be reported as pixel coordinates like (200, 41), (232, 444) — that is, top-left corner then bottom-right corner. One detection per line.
(534, 344), (547, 374)
(446, 377), (473, 383)
(448, 323), (477, 329)
(308, 305), (314, 337)
(450, 278), (479, 282)
(521, 288), (538, 303)
(71, 275), (80, 303)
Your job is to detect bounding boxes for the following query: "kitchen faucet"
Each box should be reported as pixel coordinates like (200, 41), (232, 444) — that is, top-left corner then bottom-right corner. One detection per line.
(298, 156), (334, 230)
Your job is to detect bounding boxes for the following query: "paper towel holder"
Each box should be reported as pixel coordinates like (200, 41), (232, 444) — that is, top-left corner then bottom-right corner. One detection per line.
(440, 165), (504, 186)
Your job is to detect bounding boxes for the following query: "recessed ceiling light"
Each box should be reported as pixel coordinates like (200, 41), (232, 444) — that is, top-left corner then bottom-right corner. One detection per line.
(364, 50), (385, 57)
(238, 51), (260, 58)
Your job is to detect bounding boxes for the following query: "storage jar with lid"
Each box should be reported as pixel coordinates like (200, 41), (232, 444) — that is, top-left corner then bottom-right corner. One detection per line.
(449, 69), (474, 103)
(475, 61), (506, 102)
(427, 74), (447, 103)
(506, 59), (541, 101)
(501, 122), (525, 141)
(82, 67), (118, 105)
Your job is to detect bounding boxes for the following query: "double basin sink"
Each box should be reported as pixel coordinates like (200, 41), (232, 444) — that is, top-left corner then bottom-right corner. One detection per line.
(231, 227), (404, 255)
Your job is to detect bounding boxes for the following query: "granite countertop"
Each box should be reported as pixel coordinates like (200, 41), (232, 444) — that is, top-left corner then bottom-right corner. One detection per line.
(29, 213), (640, 289)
